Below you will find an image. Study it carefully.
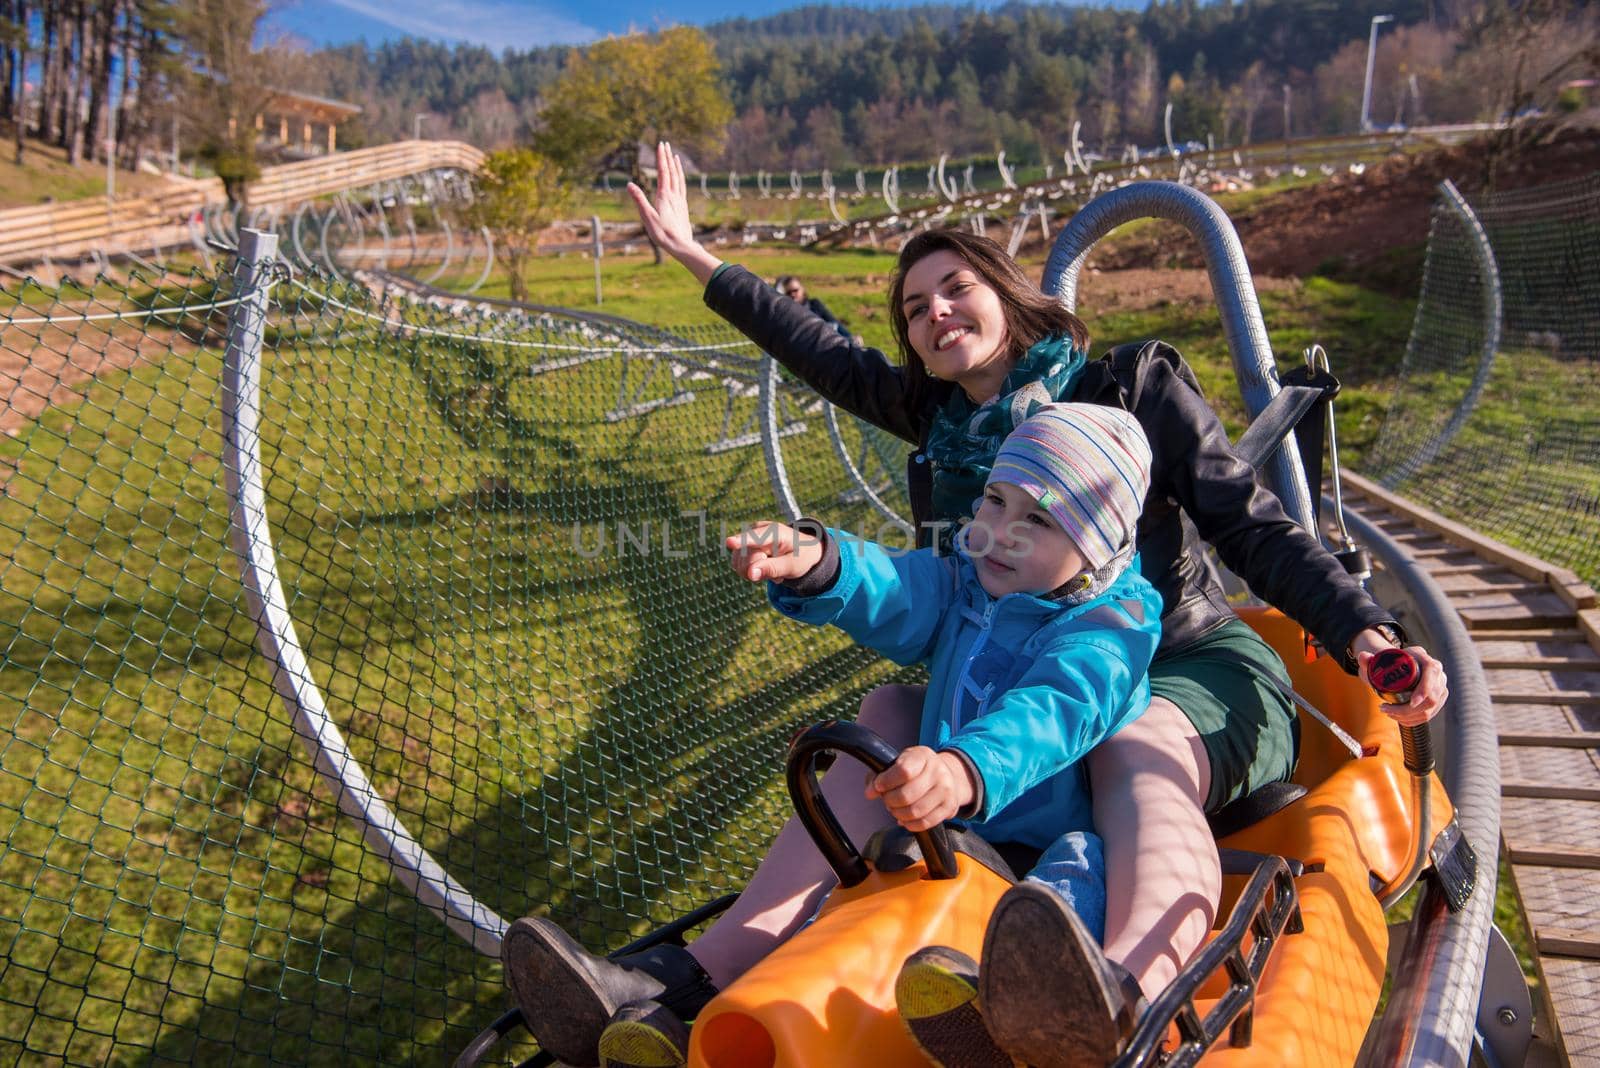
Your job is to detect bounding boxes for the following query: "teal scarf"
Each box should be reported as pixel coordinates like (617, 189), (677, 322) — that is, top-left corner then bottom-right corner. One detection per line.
(924, 333), (1088, 536)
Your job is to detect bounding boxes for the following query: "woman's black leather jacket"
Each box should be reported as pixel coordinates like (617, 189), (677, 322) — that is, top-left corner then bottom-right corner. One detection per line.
(705, 264), (1396, 672)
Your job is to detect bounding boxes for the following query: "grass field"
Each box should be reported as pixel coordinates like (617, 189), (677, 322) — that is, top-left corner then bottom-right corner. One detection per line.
(0, 273), (924, 1063)
(0, 211), (1583, 1063)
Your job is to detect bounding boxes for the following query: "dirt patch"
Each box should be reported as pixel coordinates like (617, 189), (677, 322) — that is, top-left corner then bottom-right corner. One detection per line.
(537, 221), (585, 249)
(1071, 266), (1296, 314)
(1068, 123), (1600, 295)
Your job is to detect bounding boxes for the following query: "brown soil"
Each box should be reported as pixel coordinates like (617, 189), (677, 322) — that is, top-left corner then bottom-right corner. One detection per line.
(0, 316), (204, 491)
(1063, 122), (1600, 295)
(1072, 265), (1296, 312)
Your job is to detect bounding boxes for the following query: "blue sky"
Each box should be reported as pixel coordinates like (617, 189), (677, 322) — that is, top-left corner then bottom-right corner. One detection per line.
(266, 0), (1131, 52)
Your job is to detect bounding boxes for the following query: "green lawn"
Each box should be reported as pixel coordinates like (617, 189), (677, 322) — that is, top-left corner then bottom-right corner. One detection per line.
(0, 130), (191, 210)
(0, 273), (918, 1063)
(1361, 345), (1600, 586)
(440, 245), (901, 341)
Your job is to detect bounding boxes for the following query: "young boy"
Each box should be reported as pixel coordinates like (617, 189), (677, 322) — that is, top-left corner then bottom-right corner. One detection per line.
(503, 404), (1159, 1068)
(729, 402), (1160, 1067)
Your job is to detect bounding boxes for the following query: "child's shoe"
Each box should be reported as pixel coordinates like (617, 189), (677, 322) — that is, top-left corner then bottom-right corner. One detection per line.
(599, 999), (690, 1068)
(894, 945), (1017, 1067)
(501, 918), (718, 1067)
(978, 881), (1146, 1068)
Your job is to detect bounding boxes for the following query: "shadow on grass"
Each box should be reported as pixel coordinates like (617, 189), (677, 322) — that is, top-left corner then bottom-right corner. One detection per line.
(141, 444), (901, 1064)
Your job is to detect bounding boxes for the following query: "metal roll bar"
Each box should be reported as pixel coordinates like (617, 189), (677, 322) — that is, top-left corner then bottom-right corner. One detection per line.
(1040, 181), (1316, 531)
(1038, 182), (1496, 1066)
(1341, 504), (1500, 1068)
(221, 230), (508, 955)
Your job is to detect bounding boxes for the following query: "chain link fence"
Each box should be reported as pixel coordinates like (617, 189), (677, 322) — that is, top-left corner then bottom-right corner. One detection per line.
(1, 251), (917, 1064)
(1363, 174), (1600, 587)
(3, 168), (1591, 1064)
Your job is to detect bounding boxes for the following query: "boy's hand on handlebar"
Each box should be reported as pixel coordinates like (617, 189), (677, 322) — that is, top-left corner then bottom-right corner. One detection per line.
(725, 522), (823, 583)
(626, 141), (723, 284)
(866, 746), (976, 833)
(1351, 628), (1448, 727)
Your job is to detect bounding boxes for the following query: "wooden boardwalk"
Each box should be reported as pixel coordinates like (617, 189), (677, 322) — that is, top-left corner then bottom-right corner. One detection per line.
(1344, 473), (1600, 1066)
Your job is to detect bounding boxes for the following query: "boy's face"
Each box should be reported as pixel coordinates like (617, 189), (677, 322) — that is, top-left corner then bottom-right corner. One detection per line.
(967, 481), (1088, 598)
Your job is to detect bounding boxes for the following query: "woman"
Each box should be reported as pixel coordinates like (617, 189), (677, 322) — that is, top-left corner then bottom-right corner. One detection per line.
(499, 143), (1448, 1068)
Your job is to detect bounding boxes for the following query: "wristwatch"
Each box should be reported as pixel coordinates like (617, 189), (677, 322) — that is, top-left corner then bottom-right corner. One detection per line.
(1372, 622), (1408, 649)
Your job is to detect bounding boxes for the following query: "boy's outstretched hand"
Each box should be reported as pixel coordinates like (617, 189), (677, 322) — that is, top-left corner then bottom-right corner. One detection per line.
(867, 746), (977, 833)
(725, 521), (824, 583)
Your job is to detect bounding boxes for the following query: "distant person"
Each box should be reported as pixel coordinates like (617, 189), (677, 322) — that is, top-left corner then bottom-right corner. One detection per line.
(776, 274), (853, 340)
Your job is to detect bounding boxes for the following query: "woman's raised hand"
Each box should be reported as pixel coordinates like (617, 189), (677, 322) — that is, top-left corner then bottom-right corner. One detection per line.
(725, 522), (823, 583)
(627, 141), (723, 285)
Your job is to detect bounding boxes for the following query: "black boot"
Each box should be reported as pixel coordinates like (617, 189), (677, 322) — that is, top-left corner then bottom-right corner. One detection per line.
(501, 918), (719, 1068)
(978, 882), (1145, 1068)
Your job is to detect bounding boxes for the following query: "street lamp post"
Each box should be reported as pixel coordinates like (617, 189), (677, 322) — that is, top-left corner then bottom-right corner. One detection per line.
(1360, 14), (1395, 133)
(1282, 83), (1292, 163)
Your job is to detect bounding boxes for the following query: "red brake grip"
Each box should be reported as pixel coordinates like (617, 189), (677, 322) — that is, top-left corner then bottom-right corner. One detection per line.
(1369, 647), (1420, 704)
(1371, 647), (1432, 774)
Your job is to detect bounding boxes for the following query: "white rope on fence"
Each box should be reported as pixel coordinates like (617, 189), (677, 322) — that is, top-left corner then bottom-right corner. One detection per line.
(1, 293), (253, 326)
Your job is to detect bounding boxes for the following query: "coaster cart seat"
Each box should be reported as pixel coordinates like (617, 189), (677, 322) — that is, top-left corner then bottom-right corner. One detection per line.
(683, 609), (1456, 1068)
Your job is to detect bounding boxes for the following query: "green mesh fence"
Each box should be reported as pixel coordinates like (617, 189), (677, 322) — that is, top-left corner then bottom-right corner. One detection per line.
(1363, 174), (1600, 587)
(0, 249), (921, 1064)
(11, 169), (1587, 1064)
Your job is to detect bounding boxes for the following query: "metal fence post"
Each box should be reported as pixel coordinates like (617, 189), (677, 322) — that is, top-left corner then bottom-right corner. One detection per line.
(592, 213), (603, 305)
(220, 228), (507, 957)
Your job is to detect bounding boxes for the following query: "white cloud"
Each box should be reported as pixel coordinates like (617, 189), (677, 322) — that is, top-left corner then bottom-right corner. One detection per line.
(324, 0), (600, 49)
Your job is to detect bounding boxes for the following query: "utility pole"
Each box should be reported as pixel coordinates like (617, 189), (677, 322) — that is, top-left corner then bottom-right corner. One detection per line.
(1360, 14), (1395, 133)
(105, 81), (117, 201)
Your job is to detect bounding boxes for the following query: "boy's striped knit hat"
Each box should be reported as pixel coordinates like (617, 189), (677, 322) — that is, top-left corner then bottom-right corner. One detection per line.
(987, 403), (1153, 570)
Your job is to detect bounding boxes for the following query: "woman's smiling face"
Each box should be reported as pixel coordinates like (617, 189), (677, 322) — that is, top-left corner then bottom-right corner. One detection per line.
(900, 250), (1011, 388)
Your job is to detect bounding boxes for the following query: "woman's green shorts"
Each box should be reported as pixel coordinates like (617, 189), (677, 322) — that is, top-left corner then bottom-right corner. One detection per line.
(1150, 618), (1300, 813)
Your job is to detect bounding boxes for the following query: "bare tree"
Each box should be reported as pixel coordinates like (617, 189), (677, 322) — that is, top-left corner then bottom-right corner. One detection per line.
(1458, 0), (1600, 182)
(176, 0), (274, 203)
(65, 0), (86, 164)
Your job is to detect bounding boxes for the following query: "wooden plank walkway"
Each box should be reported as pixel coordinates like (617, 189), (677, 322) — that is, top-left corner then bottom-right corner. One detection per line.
(1344, 472), (1600, 1066)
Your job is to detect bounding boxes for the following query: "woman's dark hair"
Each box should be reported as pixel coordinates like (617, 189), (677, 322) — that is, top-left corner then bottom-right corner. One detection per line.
(888, 229), (1089, 406)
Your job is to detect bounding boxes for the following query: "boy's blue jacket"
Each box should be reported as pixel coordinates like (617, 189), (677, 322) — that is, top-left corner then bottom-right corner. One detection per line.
(768, 532), (1163, 850)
